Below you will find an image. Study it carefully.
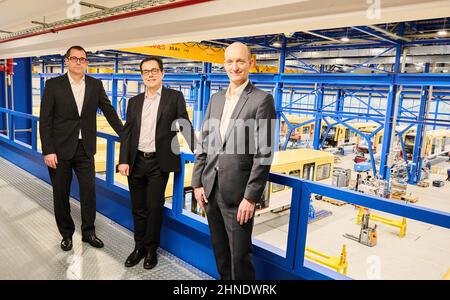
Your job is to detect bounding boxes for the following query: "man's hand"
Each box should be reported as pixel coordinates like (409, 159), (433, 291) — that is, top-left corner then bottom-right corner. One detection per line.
(44, 153), (58, 169)
(194, 187), (208, 211)
(118, 164), (130, 176)
(237, 198), (256, 225)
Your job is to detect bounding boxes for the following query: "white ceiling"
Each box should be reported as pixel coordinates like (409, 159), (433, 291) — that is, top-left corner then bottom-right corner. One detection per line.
(0, 0), (135, 32)
(1, 0), (450, 59)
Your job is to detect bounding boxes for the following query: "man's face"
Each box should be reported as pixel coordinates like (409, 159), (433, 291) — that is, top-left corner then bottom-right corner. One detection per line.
(224, 44), (253, 85)
(141, 60), (164, 90)
(65, 49), (88, 76)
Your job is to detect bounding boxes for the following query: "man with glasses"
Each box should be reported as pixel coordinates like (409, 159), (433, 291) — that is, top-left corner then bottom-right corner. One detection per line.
(118, 56), (194, 269)
(40, 45), (123, 251)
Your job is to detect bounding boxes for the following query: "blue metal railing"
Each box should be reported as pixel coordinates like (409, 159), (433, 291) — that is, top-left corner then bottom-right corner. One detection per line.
(1, 107), (449, 280)
(175, 153), (450, 280)
(0, 107), (40, 153)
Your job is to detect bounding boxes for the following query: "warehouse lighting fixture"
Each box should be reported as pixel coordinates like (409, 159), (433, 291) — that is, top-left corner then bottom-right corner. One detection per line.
(438, 18), (447, 36)
(272, 40), (282, 47)
(341, 28), (350, 42)
(271, 35), (282, 48)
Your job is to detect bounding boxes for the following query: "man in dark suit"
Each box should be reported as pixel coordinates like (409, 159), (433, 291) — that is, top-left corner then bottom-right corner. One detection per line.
(118, 56), (194, 269)
(40, 45), (123, 251)
(191, 42), (276, 280)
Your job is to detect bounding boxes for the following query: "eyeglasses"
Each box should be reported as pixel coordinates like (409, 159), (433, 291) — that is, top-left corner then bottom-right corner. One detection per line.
(67, 56), (88, 64)
(141, 68), (161, 76)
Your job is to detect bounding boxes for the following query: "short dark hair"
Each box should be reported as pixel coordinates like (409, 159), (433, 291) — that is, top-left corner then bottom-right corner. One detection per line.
(65, 45), (87, 58)
(140, 56), (163, 72)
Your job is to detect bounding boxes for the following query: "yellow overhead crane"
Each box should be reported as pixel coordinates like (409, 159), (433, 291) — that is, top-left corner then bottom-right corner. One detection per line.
(120, 43), (302, 73)
(121, 43), (225, 64)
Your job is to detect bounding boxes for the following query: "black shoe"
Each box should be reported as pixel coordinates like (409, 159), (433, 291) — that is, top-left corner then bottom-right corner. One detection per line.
(61, 237), (73, 251)
(82, 234), (104, 248)
(124, 249), (147, 268)
(143, 251), (158, 270)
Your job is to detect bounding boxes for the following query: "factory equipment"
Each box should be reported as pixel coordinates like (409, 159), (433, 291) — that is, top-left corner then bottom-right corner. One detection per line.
(353, 162), (389, 198)
(344, 209), (377, 247)
(432, 180), (445, 187)
(332, 167), (351, 187)
(308, 198), (332, 223)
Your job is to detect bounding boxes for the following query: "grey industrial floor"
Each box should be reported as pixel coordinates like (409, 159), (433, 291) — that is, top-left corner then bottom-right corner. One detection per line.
(0, 157), (212, 280)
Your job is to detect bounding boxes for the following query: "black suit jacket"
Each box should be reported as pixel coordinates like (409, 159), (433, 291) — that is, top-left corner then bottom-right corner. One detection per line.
(119, 87), (195, 173)
(39, 74), (123, 160)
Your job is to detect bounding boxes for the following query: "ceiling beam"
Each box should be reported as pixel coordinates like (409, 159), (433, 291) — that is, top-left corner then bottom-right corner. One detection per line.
(352, 26), (399, 45)
(367, 25), (411, 42)
(303, 30), (339, 42)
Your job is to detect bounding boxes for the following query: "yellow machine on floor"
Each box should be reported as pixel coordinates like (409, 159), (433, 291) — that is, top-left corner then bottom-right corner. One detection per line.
(356, 206), (407, 238)
(345, 209), (378, 247)
(305, 244), (348, 275)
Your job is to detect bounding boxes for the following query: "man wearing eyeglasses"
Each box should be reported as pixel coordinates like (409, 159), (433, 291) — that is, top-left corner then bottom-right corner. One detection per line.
(39, 45), (123, 251)
(118, 56), (194, 269)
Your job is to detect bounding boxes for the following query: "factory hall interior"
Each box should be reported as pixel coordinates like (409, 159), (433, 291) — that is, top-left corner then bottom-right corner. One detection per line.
(0, 0), (449, 281)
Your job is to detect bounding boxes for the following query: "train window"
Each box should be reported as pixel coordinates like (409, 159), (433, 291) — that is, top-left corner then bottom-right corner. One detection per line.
(317, 163), (331, 181)
(405, 135), (415, 146)
(289, 169), (301, 177)
(344, 128), (350, 140)
(302, 163), (315, 180)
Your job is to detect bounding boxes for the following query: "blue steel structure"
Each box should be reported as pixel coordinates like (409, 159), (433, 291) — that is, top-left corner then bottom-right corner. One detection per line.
(0, 108), (449, 279)
(2, 17), (450, 278)
(32, 68), (450, 183)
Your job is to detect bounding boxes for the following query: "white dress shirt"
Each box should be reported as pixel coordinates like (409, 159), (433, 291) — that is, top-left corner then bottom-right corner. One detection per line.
(67, 72), (86, 139)
(138, 87), (162, 153)
(220, 79), (249, 141)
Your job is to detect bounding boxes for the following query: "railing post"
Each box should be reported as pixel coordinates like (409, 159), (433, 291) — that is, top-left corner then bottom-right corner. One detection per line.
(8, 112), (13, 140)
(105, 136), (115, 186)
(31, 119), (37, 151)
(294, 181), (312, 270)
(172, 156), (186, 218)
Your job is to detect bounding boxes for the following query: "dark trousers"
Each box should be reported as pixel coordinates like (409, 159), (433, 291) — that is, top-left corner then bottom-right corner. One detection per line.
(127, 153), (169, 253)
(48, 140), (96, 239)
(206, 180), (255, 280)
